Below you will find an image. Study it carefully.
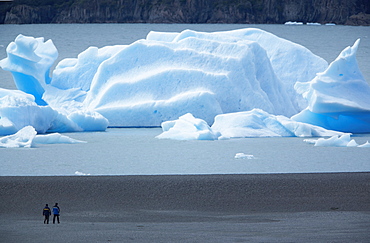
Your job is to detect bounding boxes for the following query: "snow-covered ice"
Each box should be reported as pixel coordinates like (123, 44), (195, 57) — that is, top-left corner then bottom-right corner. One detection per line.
(0, 28), (369, 143)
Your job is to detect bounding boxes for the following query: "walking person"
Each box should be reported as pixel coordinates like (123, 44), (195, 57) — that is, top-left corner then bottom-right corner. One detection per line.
(52, 203), (60, 224)
(43, 204), (51, 224)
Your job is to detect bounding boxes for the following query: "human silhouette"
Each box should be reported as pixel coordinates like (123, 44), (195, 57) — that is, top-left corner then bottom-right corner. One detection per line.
(42, 204), (51, 224)
(52, 203), (60, 224)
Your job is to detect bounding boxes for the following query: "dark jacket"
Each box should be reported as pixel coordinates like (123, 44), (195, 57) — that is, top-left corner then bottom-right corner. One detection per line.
(43, 206), (51, 216)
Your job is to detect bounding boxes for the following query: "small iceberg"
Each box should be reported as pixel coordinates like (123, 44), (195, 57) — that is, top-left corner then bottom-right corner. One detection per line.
(74, 171), (91, 176)
(0, 126), (86, 148)
(234, 153), (255, 159)
(304, 134), (370, 147)
(284, 21), (304, 25)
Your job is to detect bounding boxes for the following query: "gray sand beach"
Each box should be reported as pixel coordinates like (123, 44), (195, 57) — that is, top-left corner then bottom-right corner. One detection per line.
(1, 173), (369, 242)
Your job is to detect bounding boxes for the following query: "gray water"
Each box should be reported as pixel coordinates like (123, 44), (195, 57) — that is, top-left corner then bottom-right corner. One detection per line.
(1, 128), (370, 176)
(0, 24), (370, 176)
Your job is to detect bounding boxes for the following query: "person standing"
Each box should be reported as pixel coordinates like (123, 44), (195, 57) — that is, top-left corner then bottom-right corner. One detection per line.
(43, 204), (51, 224)
(52, 203), (60, 224)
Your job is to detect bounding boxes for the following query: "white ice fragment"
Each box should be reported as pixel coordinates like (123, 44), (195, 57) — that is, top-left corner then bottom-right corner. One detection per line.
(314, 134), (351, 147)
(33, 133), (86, 144)
(0, 126), (36, 148)
(234, 153), (255, 159)
(156, 113), (219, 140)
(358, 141), (370, 147)
(74, 171), (91, 176)
(347, 139), (359, 147)
(305, 134), (369, 147)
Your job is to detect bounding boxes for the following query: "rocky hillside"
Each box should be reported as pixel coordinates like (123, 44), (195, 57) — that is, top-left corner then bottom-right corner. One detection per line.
(1, 0), (369, 25)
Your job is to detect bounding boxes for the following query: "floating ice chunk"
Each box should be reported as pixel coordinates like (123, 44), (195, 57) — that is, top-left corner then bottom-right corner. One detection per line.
(303, 138), (317, 144)
(358, 141), (370, 147)
(234, 153), (255, 159)
(211, 109), (344, 139)
(347, 139), (359, 147)
(74, 171), (91, 176)
(0, 126), (86, 148)
(293, 39), (370, 133)
(0, 125), (36, 148)
(304, 134), (369, 147)
(157, 110), (345, 140)
(212, 109), (287, 138)
(33, 133), (86, 144)
(314, 134), (352, 147)
(156, 113), (219, 140)
(284, 21), (304, 25)
(3, 30), (369, 136)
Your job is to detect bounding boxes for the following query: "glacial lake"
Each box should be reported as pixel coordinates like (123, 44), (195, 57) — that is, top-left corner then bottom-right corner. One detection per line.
(0, 24), (369, 176)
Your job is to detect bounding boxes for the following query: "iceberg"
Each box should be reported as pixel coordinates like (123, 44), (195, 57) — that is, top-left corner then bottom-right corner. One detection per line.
(0, 125), (36, 148)
(156, 113), (219, 140)
(292, 39), (370, 133)
(32, 132), (86, 145)
(156, 109), (345, 140)
(74, 171), (91, 176)
(212, 109), (345, 139)
(304, 134), (369, 147)
(0, 28), (369, 137)
(234, 153), (255, 159)
(0, 126), (85, 148)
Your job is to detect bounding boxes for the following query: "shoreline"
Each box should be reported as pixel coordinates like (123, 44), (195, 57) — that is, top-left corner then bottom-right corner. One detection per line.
(1, 172), (369, 242)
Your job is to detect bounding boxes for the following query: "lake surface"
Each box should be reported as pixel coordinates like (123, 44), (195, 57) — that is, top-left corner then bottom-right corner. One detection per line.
(1, 128), (370, 176)
(0, 24), (369, 176)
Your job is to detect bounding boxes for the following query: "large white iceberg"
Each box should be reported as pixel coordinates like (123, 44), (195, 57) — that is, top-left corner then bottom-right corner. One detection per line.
(0, 28), (369, 138)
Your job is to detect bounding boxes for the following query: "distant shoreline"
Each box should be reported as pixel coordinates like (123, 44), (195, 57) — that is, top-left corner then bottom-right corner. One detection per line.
(1, 0), (369, 26)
